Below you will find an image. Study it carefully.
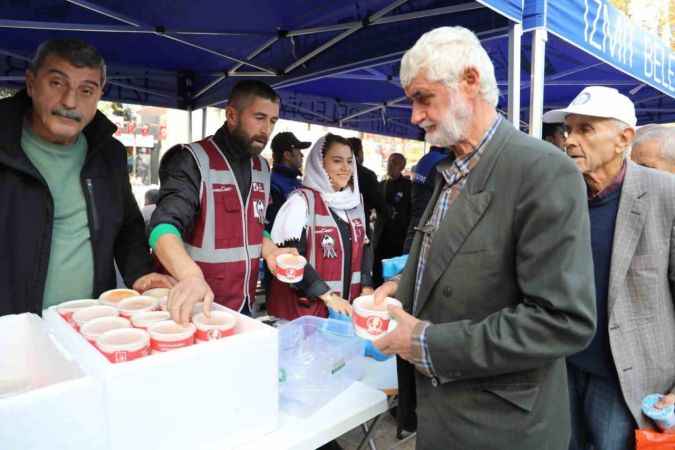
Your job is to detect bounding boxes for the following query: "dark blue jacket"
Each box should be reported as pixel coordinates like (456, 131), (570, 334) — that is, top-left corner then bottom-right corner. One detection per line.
(266, 164), (302, 230)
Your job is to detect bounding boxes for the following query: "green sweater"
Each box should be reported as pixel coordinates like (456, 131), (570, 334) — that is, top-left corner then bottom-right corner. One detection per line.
(22, 127), (94, 309)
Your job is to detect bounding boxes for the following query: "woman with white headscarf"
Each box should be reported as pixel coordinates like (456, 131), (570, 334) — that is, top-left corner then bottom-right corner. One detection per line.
(267, 133), (373, 320)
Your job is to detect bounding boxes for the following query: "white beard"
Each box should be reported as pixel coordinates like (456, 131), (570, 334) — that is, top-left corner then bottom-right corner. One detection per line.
(421, 92), (472, 147)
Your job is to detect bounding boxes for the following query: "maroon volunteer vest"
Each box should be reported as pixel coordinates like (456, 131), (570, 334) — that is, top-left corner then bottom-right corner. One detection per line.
(184, 137), (269, 312)
(267, 187), (366, 320)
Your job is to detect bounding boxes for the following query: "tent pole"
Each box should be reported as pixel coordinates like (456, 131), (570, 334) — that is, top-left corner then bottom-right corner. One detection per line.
(528, 28), (547, 138)
(507, 22), (522, 129)
(201, 108), (208, 139)
(187, 107), (193, 142)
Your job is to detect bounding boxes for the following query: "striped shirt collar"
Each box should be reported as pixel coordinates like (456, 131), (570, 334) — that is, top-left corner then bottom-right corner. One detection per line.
(438, 114), (503, 185)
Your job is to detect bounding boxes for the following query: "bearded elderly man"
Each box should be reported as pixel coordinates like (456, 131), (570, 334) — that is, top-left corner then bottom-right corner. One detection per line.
(372, 27), (597, 450)
(546, 86), (675, 450)
(631, 125), (675, 174)
(150, 80), (295, 323)
(0, 39), (174, 316)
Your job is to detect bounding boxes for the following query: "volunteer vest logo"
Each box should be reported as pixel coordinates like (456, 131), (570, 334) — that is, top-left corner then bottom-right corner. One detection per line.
(253, 199), (266, 224)
(252, 182), (265, 193)
(352, 218), (366, 243)
(321, 233), (337, 258)
(366, 316), (384, 335)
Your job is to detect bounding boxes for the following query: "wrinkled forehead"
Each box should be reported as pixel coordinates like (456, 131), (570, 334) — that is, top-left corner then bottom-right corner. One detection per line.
(36, 54), (103, 87)
(564, 113), (614, 129)
(403, 71), (448, 97)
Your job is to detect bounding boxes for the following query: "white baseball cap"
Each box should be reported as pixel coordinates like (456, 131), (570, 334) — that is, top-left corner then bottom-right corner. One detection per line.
(543, 86), (637, 127)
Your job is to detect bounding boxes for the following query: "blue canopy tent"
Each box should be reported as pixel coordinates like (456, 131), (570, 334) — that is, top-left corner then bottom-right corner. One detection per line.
(0, 0), (524, 140)
(523, 0), (675, 134)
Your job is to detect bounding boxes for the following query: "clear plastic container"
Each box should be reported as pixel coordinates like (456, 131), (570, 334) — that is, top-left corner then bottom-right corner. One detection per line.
(278, 316), (365, 417)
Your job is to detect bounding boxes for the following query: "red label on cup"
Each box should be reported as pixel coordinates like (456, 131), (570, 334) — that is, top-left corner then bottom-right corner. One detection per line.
(195, 327), (235, 342)
(151, 335), (195, 352)
(58, 311), (78, 328)
(100, 345), (150, 363)
(353, 313), (389, 336)
(277, 265), (303, 282)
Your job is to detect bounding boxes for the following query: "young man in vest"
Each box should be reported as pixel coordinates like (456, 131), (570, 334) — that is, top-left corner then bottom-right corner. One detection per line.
(149, 80), (295, 323)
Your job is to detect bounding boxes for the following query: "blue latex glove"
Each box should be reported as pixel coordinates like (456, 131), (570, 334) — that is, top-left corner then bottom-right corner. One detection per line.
(327, 307), (351, 322)
(642, 394), (675, 430)
(364, 339), (392, 361)
(382, 254), (408, 280)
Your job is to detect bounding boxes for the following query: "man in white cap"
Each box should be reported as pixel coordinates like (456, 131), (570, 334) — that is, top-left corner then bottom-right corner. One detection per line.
(542, 110), (567, 150)
(547, 86), (675, 450)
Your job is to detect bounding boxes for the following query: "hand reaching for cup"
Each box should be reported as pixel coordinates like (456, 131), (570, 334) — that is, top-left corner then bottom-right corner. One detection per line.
(320, 292), (352, 316)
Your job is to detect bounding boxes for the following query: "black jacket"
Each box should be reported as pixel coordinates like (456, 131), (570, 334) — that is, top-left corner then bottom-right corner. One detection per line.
(0, 90), (154, 316)
(149, 125), (254, 236)
(356, 163), (389, 236)
(374, 175), (412, 256)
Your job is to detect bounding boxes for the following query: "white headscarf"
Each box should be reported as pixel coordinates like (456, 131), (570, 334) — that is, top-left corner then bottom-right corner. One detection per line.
(303, 135), (361, 210)
(271, 135), (361, 244)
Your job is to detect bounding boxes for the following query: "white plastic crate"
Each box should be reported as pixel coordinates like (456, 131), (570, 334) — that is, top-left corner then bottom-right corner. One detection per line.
(0, 313), (107, 450)
(44, 306), (278, 450)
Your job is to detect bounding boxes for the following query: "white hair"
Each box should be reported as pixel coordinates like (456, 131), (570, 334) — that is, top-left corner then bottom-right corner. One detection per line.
(400, 26), (499, 107)
(633, 125), (675, 162)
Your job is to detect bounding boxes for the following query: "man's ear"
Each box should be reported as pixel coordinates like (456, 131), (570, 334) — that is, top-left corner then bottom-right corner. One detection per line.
(282, 149), (293, 162)
(25, 69), (35, 97)
(225, 105), (238, 127)
(461, 66), (481, 97)
(617, 127), (635, 155)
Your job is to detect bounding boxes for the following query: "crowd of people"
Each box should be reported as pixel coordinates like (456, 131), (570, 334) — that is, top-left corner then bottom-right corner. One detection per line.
(1, 24), (674, 450)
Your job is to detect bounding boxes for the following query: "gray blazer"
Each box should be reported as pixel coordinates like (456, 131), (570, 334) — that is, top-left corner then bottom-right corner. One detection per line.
(397, 119), (597, 450)
(608, 161), (675, 428)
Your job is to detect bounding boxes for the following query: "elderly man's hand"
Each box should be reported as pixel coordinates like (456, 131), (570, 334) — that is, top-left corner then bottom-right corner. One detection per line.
(372, 305), (420, 362)
(167, 275), (214, 325)
(132, 272), (177, 293)
(654, 394), (675, 433)
(372, 279), (398, 306)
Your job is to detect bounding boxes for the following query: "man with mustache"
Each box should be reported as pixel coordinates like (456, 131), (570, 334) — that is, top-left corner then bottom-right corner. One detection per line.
(150, 80), (295, 323)
(0, 39), (173, 317)
(372, 27), (597, 450)
(546, 86), (675, 450)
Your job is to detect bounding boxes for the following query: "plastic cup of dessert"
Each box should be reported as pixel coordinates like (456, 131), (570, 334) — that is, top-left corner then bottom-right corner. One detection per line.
(191, 301), (228, 317)
(131, 310), (171, 330)
(117, 296), (159, 319)
(98, 288), (140, 307)
(192, 310), (237, 342)
(80, 316), (131, 345)
(143, 288), (170, 311)
(72, 305), (119, 332)
(148, 320), (196, 353)
(96, 328), (150, 363)
(351, 295), (402, 340)
(275, 254), (307, 283)
(56, 299), (99, 327)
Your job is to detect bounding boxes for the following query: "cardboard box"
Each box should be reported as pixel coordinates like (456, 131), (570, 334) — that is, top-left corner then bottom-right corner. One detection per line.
(44, 307), (279, 450)
(0, 314), (107, 450)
